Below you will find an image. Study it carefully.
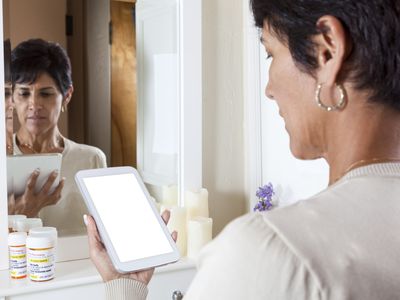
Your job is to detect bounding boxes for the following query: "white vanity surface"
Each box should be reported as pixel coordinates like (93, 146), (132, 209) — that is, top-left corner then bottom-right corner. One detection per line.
(0, 258), (196, 300)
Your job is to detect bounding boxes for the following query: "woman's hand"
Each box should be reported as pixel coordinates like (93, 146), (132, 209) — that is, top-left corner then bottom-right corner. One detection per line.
(8, 193), (16, 215)
(85, 211), (178, 284)
(13, 169), (65, 217)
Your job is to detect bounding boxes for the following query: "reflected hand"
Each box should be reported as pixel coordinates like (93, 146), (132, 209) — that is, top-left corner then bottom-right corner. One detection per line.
(85, 210), (178, 284)
(14, 169), (65, 217)
(8, 194), (16, 215)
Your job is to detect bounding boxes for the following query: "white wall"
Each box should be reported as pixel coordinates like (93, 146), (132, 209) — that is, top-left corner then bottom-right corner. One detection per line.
(8, 0), (66, 48)
(202, 0), (330, 238)
(203, 0), (247, 235)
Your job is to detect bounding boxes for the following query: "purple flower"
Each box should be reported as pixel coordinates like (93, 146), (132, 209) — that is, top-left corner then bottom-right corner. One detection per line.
(256, 183), (274, 201)
(254, 183), (274, 212)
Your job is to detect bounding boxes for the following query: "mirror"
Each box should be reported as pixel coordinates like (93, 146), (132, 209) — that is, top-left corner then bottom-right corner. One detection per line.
(4, 0), (179, 237)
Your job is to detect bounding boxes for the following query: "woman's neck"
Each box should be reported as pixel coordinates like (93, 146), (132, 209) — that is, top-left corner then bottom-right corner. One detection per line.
(16, 127), (64, 154)
(325, 103), (400, 185)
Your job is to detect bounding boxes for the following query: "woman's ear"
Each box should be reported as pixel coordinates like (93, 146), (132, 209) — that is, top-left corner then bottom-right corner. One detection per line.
(313, 15), (351, 86)
(63, 85), (74, 107)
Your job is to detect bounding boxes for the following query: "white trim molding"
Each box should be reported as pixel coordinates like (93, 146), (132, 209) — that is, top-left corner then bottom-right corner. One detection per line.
(178, 0), (202, 204)
(136, 0), (202, 204)
(243, 2), (263, 211)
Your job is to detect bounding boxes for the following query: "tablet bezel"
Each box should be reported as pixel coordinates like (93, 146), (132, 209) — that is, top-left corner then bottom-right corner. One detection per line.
(7, 153), (62, 196)
(75, 166), (180, 273)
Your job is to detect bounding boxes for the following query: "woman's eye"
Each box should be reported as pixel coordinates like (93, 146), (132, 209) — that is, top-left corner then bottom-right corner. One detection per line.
(41, 92), (52, 97)
(18, 92), (30, 97)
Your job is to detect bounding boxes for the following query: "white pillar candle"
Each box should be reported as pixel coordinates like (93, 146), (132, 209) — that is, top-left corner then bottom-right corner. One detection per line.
(165, 206), (187, 256)
(185, 188), (209, 221)
(187, 217), (213, 259)
(161, 185), (178, 206)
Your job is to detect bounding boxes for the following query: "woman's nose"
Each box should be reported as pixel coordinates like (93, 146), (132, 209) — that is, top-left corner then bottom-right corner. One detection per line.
(28, 95), (42, 109)
(265, 82), (274, 100)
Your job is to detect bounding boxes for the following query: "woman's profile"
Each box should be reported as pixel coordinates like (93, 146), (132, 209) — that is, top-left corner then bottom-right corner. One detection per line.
(85, 0), (400, 299)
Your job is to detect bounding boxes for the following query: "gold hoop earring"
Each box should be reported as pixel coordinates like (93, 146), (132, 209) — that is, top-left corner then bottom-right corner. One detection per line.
(315, 83), (346, 112)
(61, 105), (65, 113)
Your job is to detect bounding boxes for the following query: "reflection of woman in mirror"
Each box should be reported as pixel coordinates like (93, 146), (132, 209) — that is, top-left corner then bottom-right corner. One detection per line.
(4, 39), (13, 155)
(5, 82), (13, 155)
(10, 39), (107, 234)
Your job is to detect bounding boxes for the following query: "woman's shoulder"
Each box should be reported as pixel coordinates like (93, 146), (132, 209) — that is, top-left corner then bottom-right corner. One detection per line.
(64, 138), (104, 155)
(261, 176), (400, 298)
(186, 212), (321, 299)
(218, 212), (275, 242)
(63, 138), (107, 167)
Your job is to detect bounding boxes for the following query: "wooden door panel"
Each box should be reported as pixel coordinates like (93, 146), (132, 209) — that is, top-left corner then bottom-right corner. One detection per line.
(111, 0), (137, 166)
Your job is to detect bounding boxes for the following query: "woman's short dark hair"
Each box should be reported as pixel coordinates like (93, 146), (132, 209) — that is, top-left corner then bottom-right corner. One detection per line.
(11, 38), (72, 97)
(250, 0), (400, 111)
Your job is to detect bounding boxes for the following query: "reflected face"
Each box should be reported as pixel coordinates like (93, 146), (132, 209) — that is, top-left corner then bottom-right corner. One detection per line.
(5, 82), (13, 135)
(13, 73), (63, 136)
(261, 25), (325, 159)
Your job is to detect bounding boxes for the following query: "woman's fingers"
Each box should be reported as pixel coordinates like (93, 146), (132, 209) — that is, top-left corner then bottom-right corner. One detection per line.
(47, 177), (65, 205)
(39, 170), (59, 194)
(8, 194), (16, 215)
(25, 169), (40, 193)
(161, 209), (171, 224)
(84, 214), (120, 282)
(15, 172), (64, 217)
(161, 211), (178, 242)
(85, 215), (104, 252)
(171, 231), (178, 242)
(55, 177), (65, 191)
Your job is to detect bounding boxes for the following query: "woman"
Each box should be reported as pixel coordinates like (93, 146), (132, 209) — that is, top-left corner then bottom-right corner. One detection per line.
(86, 0), (400, 299)
(5, 82), (13, 155)
(4, 39), (13, 155)
(10, 39), (106, 235)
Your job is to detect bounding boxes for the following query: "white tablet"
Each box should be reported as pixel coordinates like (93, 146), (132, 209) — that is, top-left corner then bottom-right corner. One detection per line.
(75, 166), (180, 273)
(7, 154), (62, 196)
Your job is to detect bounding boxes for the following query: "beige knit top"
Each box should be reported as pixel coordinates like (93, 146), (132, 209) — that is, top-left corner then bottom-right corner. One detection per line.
(106, 163), (400, 299)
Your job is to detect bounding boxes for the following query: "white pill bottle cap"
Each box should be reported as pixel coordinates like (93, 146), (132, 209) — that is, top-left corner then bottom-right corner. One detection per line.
(26, 235), (54, 249)
(29, 227), (57, 242)
(8, 215), (27, 230)
(15, 218), (43, 233)
(8, 232), (27, 246)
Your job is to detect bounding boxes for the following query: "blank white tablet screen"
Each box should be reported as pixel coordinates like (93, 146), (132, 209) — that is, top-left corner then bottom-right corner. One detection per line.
(83, 173), (173, 262)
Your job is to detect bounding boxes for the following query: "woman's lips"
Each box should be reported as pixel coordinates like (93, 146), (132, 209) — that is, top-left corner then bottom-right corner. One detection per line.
(27, 115), (45, 119)
(26, 116), (46, 123)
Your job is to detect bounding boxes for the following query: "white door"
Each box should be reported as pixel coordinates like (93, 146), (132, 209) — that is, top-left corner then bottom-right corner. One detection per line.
(136, 0), (179, 186)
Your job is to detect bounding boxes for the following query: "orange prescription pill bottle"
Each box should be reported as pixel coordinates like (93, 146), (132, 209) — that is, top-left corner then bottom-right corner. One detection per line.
(27, 235), (55, 282)
(8, 232), (28, 279)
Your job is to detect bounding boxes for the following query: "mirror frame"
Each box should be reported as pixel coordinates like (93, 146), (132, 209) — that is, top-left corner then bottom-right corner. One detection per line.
(0, 0), (202, 270)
